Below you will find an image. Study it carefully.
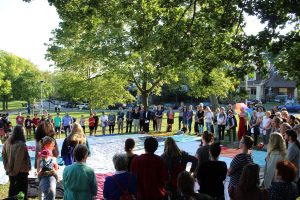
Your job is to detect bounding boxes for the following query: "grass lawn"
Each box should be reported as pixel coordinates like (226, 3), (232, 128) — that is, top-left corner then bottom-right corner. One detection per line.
(0, 110), (299, 199)
(0, 100), (27, 112)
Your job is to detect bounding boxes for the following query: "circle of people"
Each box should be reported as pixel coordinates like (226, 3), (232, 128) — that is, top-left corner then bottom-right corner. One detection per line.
(1, 102), (300, 200)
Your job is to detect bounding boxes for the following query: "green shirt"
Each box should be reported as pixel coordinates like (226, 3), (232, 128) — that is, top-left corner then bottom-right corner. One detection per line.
(63, 162), (98, 200)
(54, 116), (61, 127)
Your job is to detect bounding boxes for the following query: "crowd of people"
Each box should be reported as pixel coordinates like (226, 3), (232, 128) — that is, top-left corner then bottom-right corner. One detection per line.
(1, 102), (300, 200)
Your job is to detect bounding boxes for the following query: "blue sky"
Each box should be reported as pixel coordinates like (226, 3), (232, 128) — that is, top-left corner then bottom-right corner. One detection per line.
(0, 0), (268, 71)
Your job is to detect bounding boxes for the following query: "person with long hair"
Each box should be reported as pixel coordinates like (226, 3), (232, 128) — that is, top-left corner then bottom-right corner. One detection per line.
(161, 137), (197, 197)
(285, 129), (300, 191)
(238, 107), (248, 141)
(61, 122), (90, 166)
(155, 105), (164, 133)
(166, 106), (175, 132)
(268, 160), (298, 200)
(288, 115), (297, 128)
(213, 107), (220, 136)
(177, 171), (212, 200)
(264, 132), (287, 188)
(229, 163), (268, 200)
(204, 106), (213, 132)
(217, 107), (227, 141)
(34, 121), (59, 169)
(197, 142), (227, 199)
(262, 111), (272, 146)
(228, 135), (254, 191)
(186, 105), (194, 134)
(2, 126), (31, 199)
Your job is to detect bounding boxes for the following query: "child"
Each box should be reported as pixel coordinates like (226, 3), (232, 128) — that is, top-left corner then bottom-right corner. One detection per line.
(25, 115), (32, 138)
(37, 136), (58, 199)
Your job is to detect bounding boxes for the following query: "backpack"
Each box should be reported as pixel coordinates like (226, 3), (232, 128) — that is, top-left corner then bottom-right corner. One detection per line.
(112, 174), (136, 200)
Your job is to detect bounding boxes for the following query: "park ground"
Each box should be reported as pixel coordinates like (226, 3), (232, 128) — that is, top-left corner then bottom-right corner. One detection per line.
(0, 101), (299, 199)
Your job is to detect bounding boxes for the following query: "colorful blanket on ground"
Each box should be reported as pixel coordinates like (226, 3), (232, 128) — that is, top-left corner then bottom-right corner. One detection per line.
(94, 172), (114, 200)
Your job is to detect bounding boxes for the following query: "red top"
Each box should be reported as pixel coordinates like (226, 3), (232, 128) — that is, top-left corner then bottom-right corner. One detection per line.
(16, 116), (25, 125)
(238, 116), (246, 141)
(88, 117), (95, 127)
(32, 117), (40, 126)
(131, 153), (168, 200)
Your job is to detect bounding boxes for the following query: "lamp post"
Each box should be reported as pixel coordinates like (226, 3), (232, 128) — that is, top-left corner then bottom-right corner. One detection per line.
(40, 80), (45, 115)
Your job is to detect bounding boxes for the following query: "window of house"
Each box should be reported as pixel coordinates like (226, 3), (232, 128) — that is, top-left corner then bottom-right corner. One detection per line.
(250, 88), (256, 95)
(279, 88), (288, 95)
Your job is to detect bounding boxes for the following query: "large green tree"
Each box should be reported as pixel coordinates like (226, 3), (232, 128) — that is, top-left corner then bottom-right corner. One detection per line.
(0, 50), (42, 110)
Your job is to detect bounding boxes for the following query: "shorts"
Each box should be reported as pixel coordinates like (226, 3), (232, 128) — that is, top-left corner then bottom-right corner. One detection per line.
(54, 127), (60, 132)
(89, 126), (94, 131)
(94, 125), (98, 131)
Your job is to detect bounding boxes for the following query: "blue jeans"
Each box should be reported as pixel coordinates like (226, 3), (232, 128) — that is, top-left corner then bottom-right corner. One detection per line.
(206, 122), (212, 132)
(198, 124), (204, 134)
(39, 176), (56, 200)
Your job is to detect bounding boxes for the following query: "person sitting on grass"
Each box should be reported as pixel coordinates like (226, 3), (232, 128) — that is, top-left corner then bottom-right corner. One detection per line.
(63, 144), (98, 200)
(228, 135), (254, 192)
(177, 171), (212, 200)
(103, 154), (137, 200)
(229, 163), (268, 200)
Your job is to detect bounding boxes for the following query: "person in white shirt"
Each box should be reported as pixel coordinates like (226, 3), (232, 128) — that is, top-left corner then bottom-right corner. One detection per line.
(101, 112), (108, 135)
(217, 107), (227, 141)
(204, 106), (214, 132)
(262, 111), (272, 146)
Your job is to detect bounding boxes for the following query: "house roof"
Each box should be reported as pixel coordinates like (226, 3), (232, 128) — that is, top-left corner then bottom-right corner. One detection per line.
(266, 72), (296, 88)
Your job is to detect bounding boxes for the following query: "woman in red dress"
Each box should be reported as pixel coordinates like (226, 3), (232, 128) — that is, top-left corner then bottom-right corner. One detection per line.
(238, 107), (248, 141)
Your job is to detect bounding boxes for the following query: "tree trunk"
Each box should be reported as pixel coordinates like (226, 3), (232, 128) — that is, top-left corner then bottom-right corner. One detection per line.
(5, 100), (8, 109)
(141, 92), (149, 109)
(209, 94), (219, 110)
(2, 101), (5, 111)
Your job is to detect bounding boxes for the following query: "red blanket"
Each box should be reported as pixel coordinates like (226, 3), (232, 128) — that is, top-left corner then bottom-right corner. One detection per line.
(94, 172), (114, 200)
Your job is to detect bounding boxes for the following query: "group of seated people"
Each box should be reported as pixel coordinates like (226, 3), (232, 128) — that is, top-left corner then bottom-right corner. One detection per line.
(2, 117), (300, 200)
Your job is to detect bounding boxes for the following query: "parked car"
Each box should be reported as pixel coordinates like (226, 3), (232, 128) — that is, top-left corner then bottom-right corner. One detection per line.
(274, 95), (288, 103)
(279, 102), (300, 113)
(77, 103), (89, 110)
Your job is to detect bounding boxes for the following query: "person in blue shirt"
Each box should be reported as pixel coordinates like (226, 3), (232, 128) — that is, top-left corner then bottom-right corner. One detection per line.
(103, 154), (137, 200)
(62, 112), (73, 137)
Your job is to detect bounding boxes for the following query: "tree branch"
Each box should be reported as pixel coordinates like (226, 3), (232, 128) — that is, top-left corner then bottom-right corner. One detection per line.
(234, 0), (246, 37)
(187, 0), (197, 32)
(146, 77), (162, 93)
(131, 71), (143, 92)
(175, 0), (194, 29)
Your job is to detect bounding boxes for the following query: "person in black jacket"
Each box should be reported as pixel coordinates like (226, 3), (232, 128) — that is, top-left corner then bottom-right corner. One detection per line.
(161, 137), (197, 198)
(143, 107), (151, 134)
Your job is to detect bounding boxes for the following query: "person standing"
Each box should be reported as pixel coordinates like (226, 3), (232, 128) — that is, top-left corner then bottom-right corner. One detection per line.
(217, 107), (227, 141)
(197, 104), (205, 135)
(93, 112), (99, 135)
(238, 107), (248, 141)
(88, 114), (95, 136)
(166, 106), (175, 132)
(24, 115), (32, 138)
(16, 111), (25, 126)
(54, 113), (62, 138)
(32, 113), (40, 133)
(108, 111), (116, 134)
(117, 107), (125, 134)
(132, 107), (140, 133)
(155, 105), (163, 133)
(62, 113), (73, 137)
(2, 126), (31, 199)
(204, 106), (214, 132)
(262, 111), (272, 146)
(151, 105), (158, 131)
(197, 142), (227, 199)
(131, 137), (168, 200)
(228, 135), (254, 191)
(213, 108), (220, 136)
(143, 107), (151, 134)
(264, 132), (287, 189)
(186, 105), (194, 134)
(226, 111), (237, 143)
(124, 138), (137, 171)
(63, 145), (98, 200)
(79, 115), (86, 134)
(101, 112), (108, 135)
(178, 102), (184, 130)
(126, 107), (133, 133)
(249, 110), (261, 146)
(139, 105), (145, 133)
